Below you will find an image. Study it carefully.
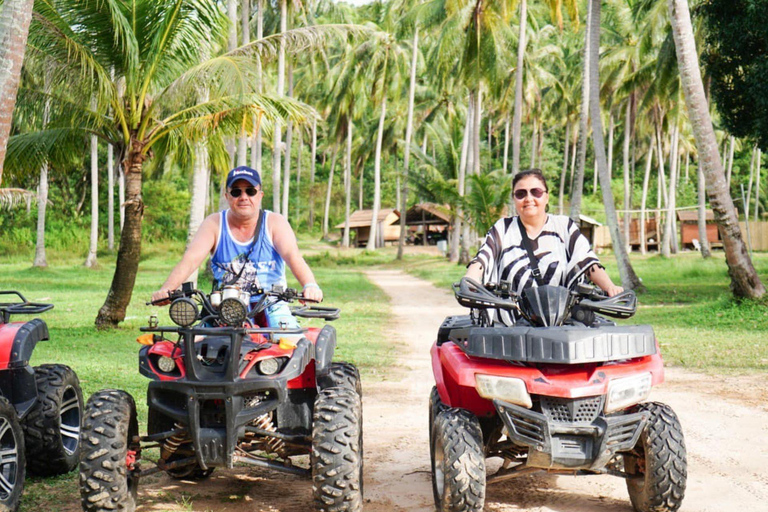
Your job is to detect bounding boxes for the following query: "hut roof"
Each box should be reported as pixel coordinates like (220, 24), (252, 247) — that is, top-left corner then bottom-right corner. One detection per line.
(334, 208), (399, 229)
(677, 209), (715, 222)
(404, 203), (452, 225)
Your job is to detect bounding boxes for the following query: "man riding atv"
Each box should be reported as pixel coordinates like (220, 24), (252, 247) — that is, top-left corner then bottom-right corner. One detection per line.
(152, 165), (323, 323)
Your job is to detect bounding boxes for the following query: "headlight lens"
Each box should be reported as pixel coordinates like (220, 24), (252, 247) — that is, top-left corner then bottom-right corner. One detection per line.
(258, 357), (284, 376)
(169, 298), (198, 327)
(475, 375), (532, 408)
(220, 297), (248, 326)
(157, 356), (176, 373)
(605, 372), (652, 413)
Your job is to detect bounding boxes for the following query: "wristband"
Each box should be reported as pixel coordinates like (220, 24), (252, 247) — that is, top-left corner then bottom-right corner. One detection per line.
(303, 283), (320, 291)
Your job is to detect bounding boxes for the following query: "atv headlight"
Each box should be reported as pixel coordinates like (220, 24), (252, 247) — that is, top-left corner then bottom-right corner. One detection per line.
(157, 356), (176, 373)
(258, 357), (285, 376)
(220, 297), (248, 326)
(169, 298), (198, 327)
(605, 372), (652, 414)
(475, 375), (532, 408)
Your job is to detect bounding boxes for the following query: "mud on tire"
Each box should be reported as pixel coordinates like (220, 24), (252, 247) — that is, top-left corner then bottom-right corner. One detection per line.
(311, 387), (363, 512)
(624, 402), (687, 512)
(0, 396), (25, 512)
(431, 407), (485, 512)
(79, 390), (139, 512)
(22, 364), (83, 476)
(317, 362), (362, 397)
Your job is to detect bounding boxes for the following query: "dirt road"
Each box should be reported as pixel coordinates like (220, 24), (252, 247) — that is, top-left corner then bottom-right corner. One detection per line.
(131, 270), (766, 512)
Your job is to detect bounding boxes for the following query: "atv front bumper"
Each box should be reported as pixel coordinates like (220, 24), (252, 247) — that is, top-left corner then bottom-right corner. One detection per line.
(146, 331), (325, 470)
(494, 398), (649, 471)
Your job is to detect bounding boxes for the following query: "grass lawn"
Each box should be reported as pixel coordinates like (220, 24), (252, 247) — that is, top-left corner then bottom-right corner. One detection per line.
(0, 243), (393, 511)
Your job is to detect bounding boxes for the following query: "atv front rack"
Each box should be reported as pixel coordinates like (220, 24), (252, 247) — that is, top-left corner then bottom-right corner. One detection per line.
(445, 318), (657, 364)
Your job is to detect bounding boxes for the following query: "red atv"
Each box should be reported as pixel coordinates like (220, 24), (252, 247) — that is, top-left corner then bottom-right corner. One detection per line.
(79, 283), (363, 512)
(429, 278), (686, 512)
(0, 291), (84, 512)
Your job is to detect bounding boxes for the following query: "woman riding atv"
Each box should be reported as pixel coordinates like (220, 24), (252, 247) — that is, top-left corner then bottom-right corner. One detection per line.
(464, 168), (623, 325)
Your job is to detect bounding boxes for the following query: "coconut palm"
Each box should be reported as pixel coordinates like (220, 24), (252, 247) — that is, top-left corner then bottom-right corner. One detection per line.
(667, 0), (765, 298)
(9, 1), (330, 327)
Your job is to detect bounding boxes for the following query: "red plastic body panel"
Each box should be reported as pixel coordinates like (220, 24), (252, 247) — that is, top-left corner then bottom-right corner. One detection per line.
(0, 323), (23, 370)
(432, 340), (665, 418)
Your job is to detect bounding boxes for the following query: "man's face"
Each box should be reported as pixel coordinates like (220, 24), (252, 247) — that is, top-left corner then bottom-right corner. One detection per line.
(227, 179), (263, 216)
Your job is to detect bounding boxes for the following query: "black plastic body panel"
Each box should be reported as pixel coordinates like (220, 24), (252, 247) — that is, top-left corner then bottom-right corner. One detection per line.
(437, 316), (474, 345)
(494, 399), (649, 470)
(144, 326), (317, 470)
(449, 324), (656, 364)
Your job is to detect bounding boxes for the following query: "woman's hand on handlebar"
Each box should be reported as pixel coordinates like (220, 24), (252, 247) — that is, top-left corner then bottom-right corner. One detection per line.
(603, 284), (624, 297)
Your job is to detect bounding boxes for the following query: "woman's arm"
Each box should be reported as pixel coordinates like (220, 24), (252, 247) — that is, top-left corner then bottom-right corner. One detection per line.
(588, 265), (624, 297)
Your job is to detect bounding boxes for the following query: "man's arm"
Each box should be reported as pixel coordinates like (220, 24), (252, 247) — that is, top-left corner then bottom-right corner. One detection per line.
(270, 213), (323, 302)
(151, 214), (219, 303)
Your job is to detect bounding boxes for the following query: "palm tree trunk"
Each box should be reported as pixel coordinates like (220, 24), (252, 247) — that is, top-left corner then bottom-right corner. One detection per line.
(459, 98), (473, 264)
(570, 0), (591, 222)
(451, 99), (472, 263)
(754, 148), (761, 223)
(668, 0), (765, 298)
(0, 0), (34, 184)
(282, 66), (294, 221)
(511, 0), (528, 175)
(84, 131), (99, 268)
(640, 135), (655, 255)
(107, 144), (115, 251)
(623, 101), (631, 251)
(473, 89), (482, 176)
(251, 0), (263, 174)
(309, 117), (316, 228)
(530, 117), (537, 168)
(343, 118), (353, 248)
(726, 135), (734, 189)
(323, 145), (338, 240)
(367, 95), (387, 250)
(503, 115), (510, 174)
(607, 112), (614, 179)
(697, 161), (712, 258)
(34, 163), (49, 267)
(662, 122), (679, 257)
(95, 150), (146, 327)
(272, 0), (288, 213)
(187, 141), (209, 286)
(588, 0), (643, 290)
(569, 124), (577, 192)
(295, 127), (302, 222)
(559, 122), (570, 215)
(118, 165), (125, 230)
(398, 27), (419, 260)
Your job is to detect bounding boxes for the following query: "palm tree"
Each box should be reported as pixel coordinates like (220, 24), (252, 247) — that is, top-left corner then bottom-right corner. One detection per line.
(11, 1), (317, 327)
(587, 0), (642, 290)
(84, 120), (98, 268)
(0, 0), (35, 184)
(667, 0), (765, 298)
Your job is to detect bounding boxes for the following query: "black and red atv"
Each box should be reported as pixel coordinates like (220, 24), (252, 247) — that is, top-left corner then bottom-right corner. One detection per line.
(0, 291), (84, 511)
(429, 278), (687, 512)
(79, 282), (363, 512)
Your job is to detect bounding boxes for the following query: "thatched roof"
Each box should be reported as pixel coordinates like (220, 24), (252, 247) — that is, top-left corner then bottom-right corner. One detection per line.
(405, 203), (452, 225)
(334, 208), (399, 229)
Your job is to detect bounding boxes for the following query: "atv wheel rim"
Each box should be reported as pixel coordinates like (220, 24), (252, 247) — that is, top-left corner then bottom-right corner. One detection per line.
(59, 385), (81, 455)
(0, 417), (18, 500)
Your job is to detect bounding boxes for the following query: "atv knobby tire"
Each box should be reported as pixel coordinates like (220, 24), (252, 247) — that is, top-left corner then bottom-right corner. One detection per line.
(624, 402), (687, 512)
(428, 386), (447, 448)
(22, 364), (83, 476)
(0, 396), (25, 512)
(318, 362), (362, 397)
(431, 407), (485, 512)
(311, 387), (363, 512)
(79, 390), (139, 512)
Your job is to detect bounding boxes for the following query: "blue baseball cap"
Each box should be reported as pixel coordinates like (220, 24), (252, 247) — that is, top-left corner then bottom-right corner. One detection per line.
(226, 166), (261, 189)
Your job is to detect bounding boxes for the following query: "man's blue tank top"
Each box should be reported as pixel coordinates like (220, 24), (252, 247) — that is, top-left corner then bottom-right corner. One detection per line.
(211, 209), (286, 301)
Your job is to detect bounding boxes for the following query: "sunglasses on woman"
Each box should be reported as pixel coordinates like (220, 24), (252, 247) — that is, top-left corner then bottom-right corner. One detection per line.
(513, 187), (546, 200)
(230, 187), (259, 198)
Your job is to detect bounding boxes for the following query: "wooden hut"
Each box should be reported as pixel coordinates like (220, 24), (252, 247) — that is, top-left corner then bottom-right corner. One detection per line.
(677, 209), (722, 248)
(335, 209), (401, 247)
(404, 203), (451, 245)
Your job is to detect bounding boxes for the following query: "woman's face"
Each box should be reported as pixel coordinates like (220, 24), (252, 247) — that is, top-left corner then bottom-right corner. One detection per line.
(513, 175), (549, 221)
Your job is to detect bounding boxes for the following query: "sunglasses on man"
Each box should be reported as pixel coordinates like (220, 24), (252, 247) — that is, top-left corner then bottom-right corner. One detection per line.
(229, 187), (260, 198)
(513, 187), (547, 200)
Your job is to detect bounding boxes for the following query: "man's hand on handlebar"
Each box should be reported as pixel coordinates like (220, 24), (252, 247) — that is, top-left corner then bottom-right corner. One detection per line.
(301, 283), (323, 304)
(150, 288), (175, 306)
